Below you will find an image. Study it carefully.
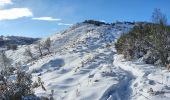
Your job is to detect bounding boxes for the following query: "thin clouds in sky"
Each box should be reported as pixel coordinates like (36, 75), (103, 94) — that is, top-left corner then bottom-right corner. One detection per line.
(58, 22), (73, 26)
(32, 17), (61, 21)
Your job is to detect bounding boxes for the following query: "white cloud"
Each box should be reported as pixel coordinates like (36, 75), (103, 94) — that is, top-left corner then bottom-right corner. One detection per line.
(32, 17), (61, 21)
(0, 0), (12, 6)
(58, 22), (72, 26)
(0, 8), (33, 20)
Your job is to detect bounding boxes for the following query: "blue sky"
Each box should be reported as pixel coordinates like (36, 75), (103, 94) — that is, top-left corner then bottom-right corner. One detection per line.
(0, 0), (169, 38)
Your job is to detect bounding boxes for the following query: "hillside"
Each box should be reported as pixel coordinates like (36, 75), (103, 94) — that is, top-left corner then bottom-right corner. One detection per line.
(2, 21), (170, 100)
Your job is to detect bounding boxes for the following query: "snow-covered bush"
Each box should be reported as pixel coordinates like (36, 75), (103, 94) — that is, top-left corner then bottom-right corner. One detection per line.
(0, 52), (35, 99)
(0, 62), (37, 100)
(0, 51), (12, 69)
(115, 9), (170, 66)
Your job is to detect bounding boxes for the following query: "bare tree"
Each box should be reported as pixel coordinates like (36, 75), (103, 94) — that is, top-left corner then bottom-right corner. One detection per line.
(43, 38), (52, 53)
(152, 8), (167, 25)
(24, 46), (34, 59)
(35, 41), (43, 57)
(150, 8), (169, 65)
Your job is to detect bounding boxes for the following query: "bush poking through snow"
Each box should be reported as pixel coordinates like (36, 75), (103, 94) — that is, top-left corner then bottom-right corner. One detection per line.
(0, 64), (35, 100)
(115, 9), (170, 66)
(147, 88), (156, 96)
(38, 77), (46, 91)
(49, 90), (54, 100)
(0, 51), (12, 69)
(32, 81), (40, 89)
(166, 64), (170, 71)
(7, 44), (18, 50)
(76, 89), (80, 97)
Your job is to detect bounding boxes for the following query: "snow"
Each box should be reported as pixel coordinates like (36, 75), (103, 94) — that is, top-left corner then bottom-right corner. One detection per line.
(4, 22), (170, 100)
(114, 55), (170, 100)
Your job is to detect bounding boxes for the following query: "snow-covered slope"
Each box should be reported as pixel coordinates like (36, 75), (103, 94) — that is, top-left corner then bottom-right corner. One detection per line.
(6, 22), (170, 100)
(114, 55), (170, 100)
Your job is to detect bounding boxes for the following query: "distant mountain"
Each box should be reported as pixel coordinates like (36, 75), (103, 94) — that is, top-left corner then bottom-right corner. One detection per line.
(0, 35), (40, 47)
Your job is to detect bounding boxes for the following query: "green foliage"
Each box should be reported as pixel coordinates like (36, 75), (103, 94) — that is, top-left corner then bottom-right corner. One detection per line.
(0, 64), (34, 100)
(115, 23), (170, 66)
(115, 8), (170, 66)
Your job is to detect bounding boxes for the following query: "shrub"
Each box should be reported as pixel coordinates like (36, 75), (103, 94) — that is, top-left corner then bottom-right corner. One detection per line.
(0, 65), (34, 100)
(115, 23), (170, 66)
(7, 44), (18, 50)
(115, 9), (170, 66)
(0, 51), (11, 69)
(83, 20), (106, 26)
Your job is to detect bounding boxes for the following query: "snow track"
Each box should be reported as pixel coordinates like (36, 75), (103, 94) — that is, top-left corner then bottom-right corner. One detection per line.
(114, 55), (170, 100)
(99, 68), (134, 100)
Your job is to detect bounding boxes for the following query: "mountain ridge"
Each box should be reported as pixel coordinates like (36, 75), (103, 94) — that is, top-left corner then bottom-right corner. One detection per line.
(0, 35), (40, 48)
